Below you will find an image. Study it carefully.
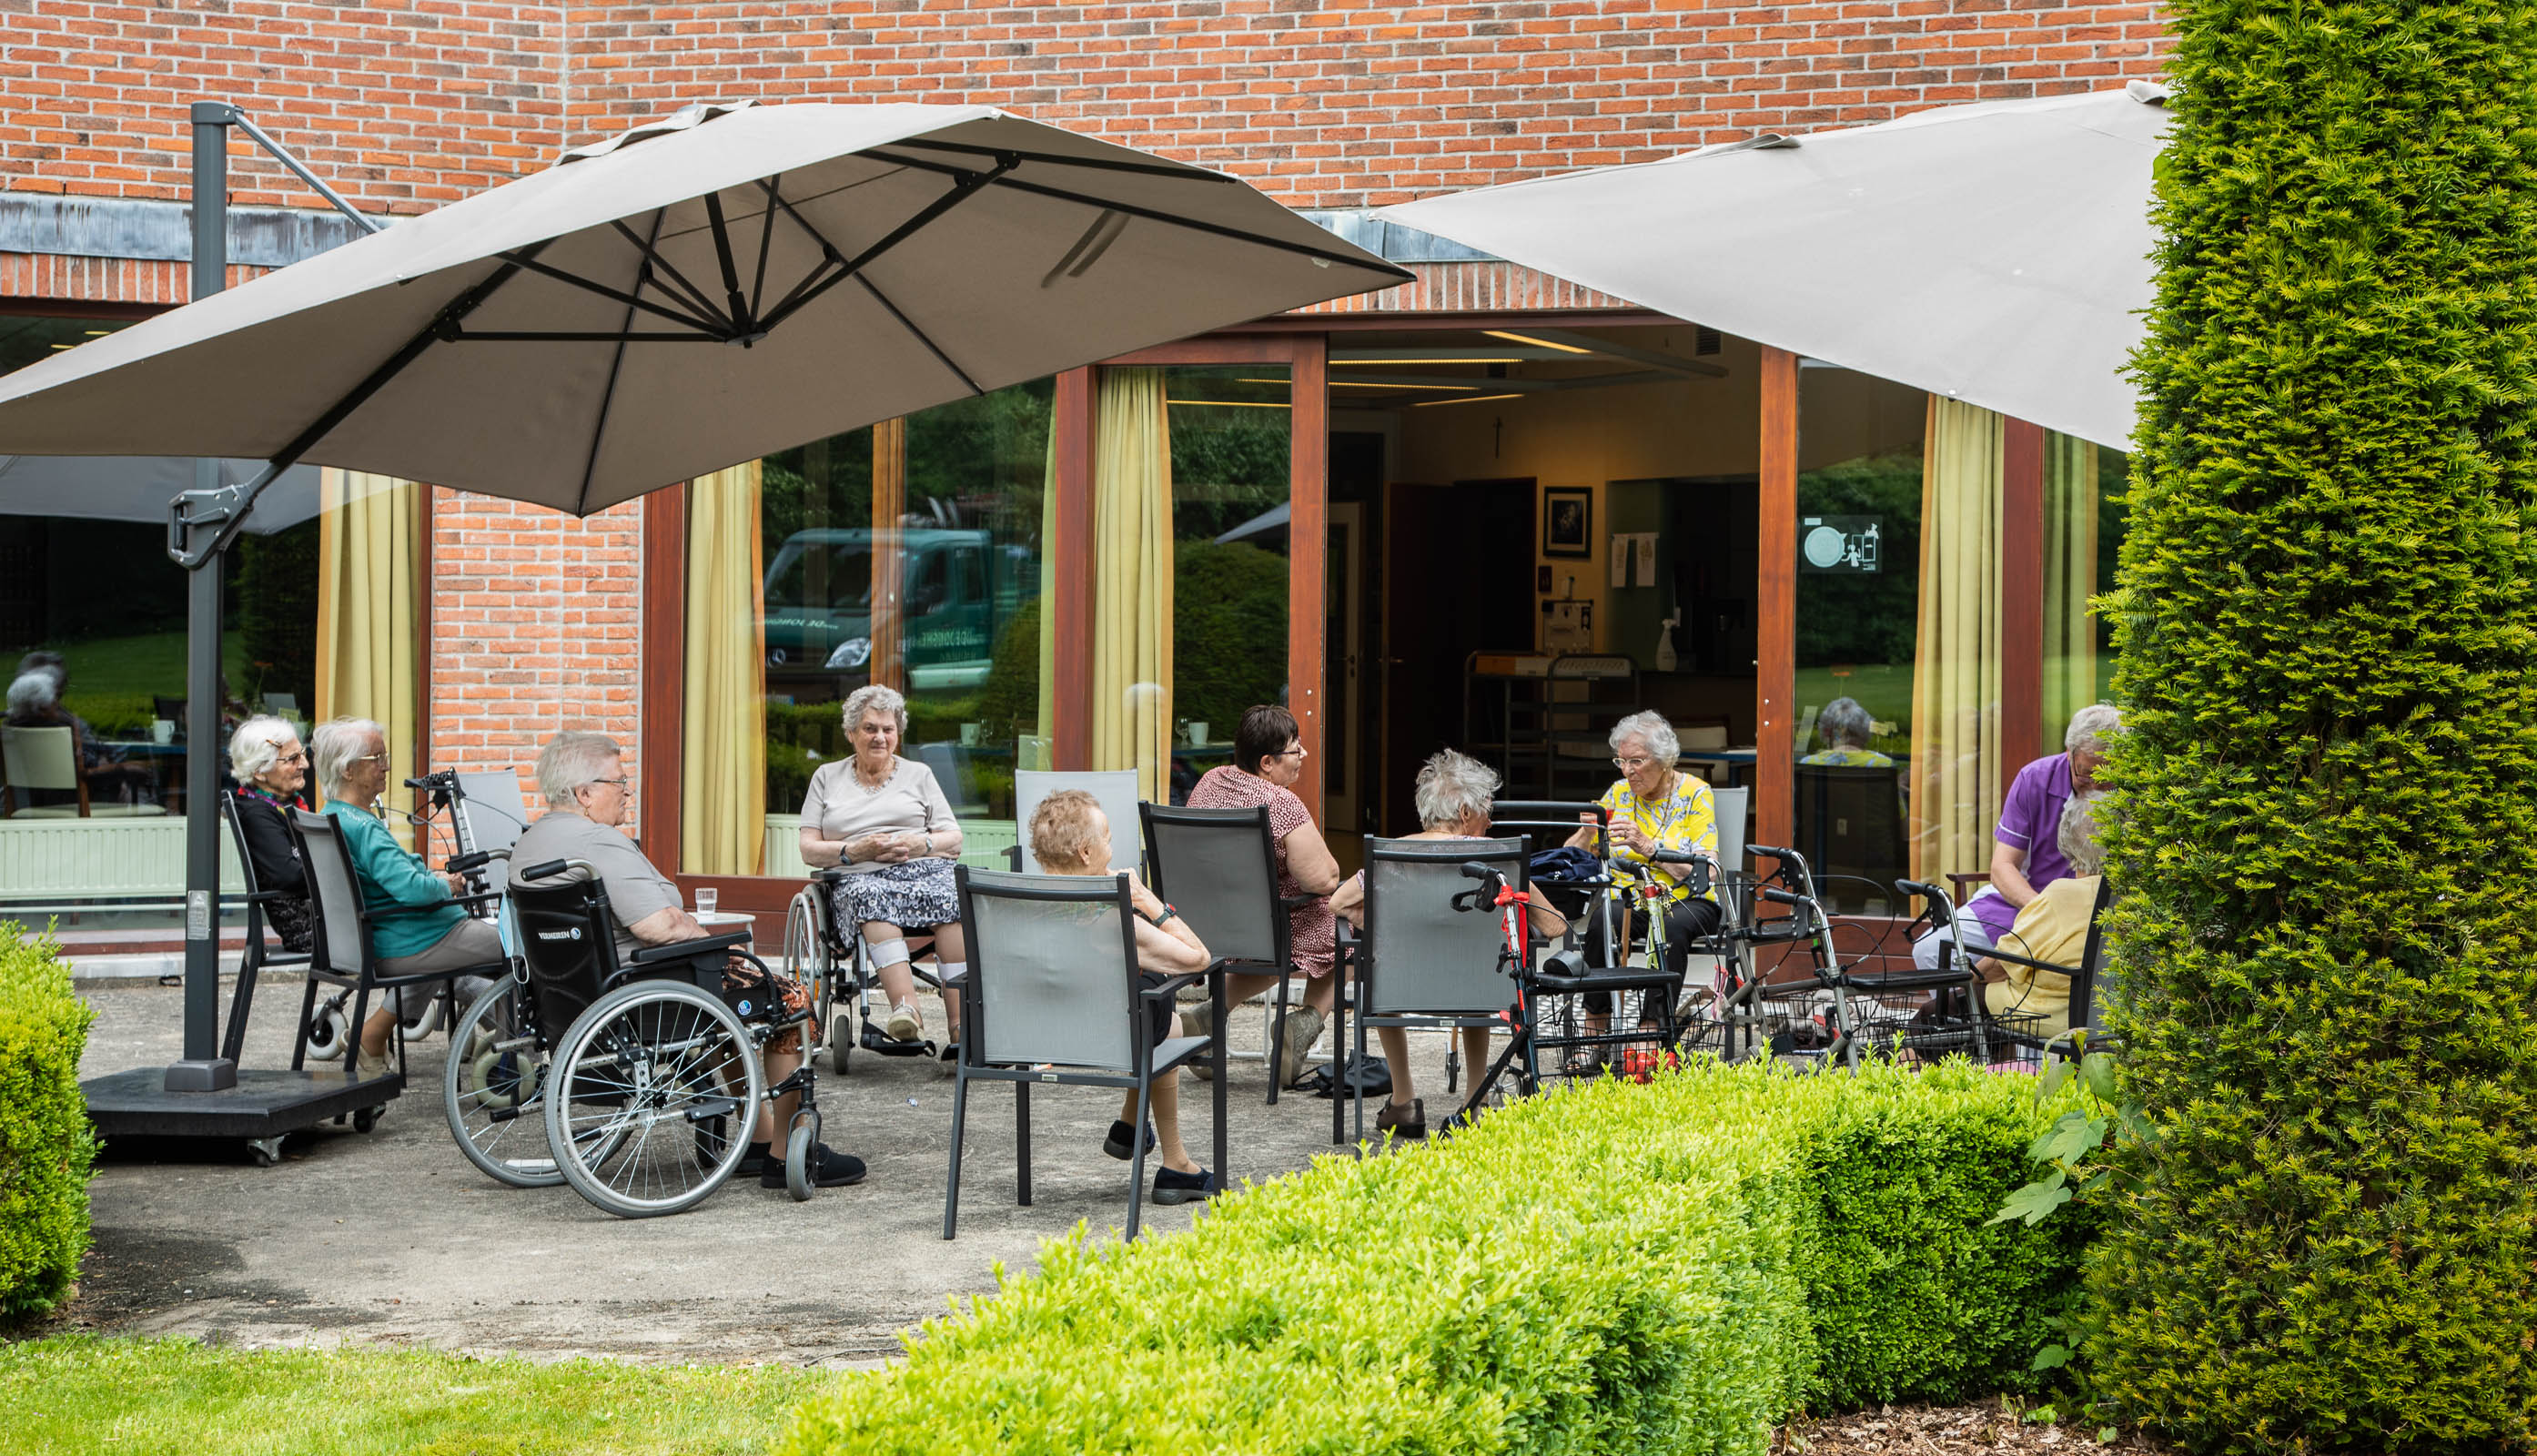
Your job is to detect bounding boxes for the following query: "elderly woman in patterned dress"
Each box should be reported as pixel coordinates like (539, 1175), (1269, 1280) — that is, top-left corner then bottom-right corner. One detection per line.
(1179, 703), (1345, 1089)
(798, 684), (968, 1047)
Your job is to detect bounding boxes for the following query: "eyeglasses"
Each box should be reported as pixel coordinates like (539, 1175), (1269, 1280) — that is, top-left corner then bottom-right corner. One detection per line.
(585, 777), (634, 796)
(271, 750), (308, 765)
(1612, 755), (1655, 771)
(1275, 745), (1309, 759)
(352, 752), (390, 765)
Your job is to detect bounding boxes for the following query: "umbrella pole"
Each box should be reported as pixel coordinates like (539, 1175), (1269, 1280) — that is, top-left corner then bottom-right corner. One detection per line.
(165, 102), (238, 1093)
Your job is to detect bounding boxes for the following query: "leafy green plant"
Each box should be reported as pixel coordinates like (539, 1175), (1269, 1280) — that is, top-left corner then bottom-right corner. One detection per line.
(781, 1060), (2095, 1456)
(0, 922), (97, 1320)
(2093, 0), (2537, 1447)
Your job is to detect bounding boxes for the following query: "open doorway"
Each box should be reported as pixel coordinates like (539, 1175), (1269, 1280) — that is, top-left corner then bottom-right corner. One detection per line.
(1325, 323), (1762, 838)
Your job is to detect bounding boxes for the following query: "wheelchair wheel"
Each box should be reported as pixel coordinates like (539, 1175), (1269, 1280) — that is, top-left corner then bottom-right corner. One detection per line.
(303, 998), (349, 1062)
(444, 977), (575, 1188)
(784, 1108), (819, 1203)
(543, 979), (763, 1219)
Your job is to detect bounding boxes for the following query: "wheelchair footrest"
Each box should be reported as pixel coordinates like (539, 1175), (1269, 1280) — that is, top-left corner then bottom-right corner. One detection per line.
(858, 1019), (936, 1057)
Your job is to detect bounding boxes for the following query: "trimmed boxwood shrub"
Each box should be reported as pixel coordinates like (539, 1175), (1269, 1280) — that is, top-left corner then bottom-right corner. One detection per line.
(780, 1061), (2091, 1455)
(0, 922), (96, 1320)
(2091, 1), (2537, 1449)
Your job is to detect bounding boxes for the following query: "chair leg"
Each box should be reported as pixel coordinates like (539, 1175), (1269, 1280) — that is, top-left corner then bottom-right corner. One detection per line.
(1015, 1080), (1032, 1208)
(347, 984), (373, 1083)
(1210, 975), (1228, 1181)
(1350, 1012), (1367, 1146)
(1127, 1077), (1151, 1242)
(290, 972), (321, 1071)
(220, 941), (260, 1067)
(942, 1069), (969, 1240)
(1329, 978), (1345, 1147)
(1265, 970), (1291, 1107)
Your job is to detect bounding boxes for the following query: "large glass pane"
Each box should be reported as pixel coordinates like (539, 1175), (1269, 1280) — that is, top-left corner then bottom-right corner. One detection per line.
(1794, 367), (1925, 914)
(736, 379), (1052, 875)
(2041, 433), (2128, 744)
(1163, 365), (1289, 802)
(1, 311), (321, 929)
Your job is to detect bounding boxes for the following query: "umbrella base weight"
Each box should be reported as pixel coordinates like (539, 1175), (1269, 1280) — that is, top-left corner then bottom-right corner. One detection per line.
(164, 1057), (238, 1092)
(82, 1066), (403, 1141)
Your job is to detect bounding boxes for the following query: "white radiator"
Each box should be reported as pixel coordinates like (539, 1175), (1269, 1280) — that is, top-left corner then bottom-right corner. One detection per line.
(760, 814), (1017, 879)
(0, 818), (245, 901)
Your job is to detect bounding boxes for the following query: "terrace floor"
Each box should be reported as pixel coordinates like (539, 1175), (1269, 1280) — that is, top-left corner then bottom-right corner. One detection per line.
(68, 976), (1455, 1367)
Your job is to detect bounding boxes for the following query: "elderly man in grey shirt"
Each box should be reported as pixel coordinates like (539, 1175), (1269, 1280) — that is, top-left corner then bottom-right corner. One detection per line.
(510, 730), (865, 1190)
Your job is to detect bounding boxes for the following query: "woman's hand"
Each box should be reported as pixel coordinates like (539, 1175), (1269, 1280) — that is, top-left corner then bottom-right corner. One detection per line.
(1615, 821), (1656, 859)
(1127, 875), (1167, 920)
(440, 871), (469, 895)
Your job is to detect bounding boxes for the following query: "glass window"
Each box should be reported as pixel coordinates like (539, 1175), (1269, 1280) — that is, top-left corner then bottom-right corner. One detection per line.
(1794, 367), (1925, 915)
(1162, 366), (1289, 802)
(729, 379), (1053, 877)
(0, 310), (322, 927)
(2041, 434), (2128, 743)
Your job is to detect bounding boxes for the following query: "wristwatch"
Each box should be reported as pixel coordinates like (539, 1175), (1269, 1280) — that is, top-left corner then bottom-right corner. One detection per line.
(922, 831), (935, 856)
(1147, 904), (1178, 928)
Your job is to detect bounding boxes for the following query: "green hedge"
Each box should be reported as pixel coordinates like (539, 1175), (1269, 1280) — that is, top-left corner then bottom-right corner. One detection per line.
(0, 922), (97, 1320)
(781, 1060), (2092, 1455)
(2094, 0), (2537, 1448)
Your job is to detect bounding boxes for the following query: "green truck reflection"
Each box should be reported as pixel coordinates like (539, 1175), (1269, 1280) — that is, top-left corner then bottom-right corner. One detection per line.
(761, 528), (1030, 697)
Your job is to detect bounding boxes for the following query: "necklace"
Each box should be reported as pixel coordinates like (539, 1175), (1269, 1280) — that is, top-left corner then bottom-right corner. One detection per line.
(850, 755), (893, 795)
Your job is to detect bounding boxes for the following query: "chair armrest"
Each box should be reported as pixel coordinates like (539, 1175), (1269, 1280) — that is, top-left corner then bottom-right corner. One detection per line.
(810, 866), (847, 885)
(1139, 971), (1208, 1001)
(1279, 894), (1318, 910)
(627, 929), (751, 964)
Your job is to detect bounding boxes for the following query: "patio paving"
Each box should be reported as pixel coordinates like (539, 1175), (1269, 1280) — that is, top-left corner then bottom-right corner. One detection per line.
(67, 976), (1450, 1367)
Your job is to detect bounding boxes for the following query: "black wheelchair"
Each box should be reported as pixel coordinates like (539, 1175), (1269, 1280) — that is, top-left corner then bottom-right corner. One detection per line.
(781, 866), (953, 1072)
(442, 857), (830, 1217)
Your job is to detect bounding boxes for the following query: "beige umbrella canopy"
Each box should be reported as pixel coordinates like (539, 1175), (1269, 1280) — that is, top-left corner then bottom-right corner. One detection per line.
(0, 100), (1408, 516)
(1379, 83), (2170, 450)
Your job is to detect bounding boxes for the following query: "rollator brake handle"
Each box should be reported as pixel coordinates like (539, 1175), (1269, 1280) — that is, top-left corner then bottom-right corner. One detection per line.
(446, 850), (496, 873)
(1747, 844), (1794, 863)
(1648, 848), (1702, 864)
(1895, 879), (1945, 901)
(1459, 861), (1499, 882)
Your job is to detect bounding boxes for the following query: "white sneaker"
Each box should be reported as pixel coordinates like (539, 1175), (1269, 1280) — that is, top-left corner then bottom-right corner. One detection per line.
(885, 1001), (923, 1042)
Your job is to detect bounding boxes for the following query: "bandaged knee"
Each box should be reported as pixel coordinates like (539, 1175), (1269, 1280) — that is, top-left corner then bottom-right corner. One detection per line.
(936, 959), (968, 986)
(866, 936), (912, 970)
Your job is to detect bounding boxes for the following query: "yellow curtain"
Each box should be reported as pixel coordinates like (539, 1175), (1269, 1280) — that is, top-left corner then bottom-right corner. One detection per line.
(1091, 368), (1174, 802)
(2040, 431), (2101, 740)
(682, 462), (768, 875)
(1908, 399), (2004, 882)
(316, 469), (422, 847)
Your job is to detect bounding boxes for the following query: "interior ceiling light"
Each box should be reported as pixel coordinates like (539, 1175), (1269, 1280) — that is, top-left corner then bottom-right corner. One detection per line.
(1325, 380), (1479, 391)
(1166, 398), (1290, 409)
(1482, 329), (1592, 353)
(1332, 358), (1521, 366)
(1410, 391), (1523, 408)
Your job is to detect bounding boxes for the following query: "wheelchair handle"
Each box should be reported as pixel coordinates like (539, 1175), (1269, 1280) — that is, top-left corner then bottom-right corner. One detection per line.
(515, 858), (584, 883)
(446, 848), (506, 873)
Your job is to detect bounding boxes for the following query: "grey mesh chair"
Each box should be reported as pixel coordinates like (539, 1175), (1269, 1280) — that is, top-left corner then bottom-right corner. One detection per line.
(946, 864), (1226, 1241)
(1979, 875), (2118, 1061)
(1140, 802), (1338, 1133)
(290, 808), (511, 1090)
(1352, 836), (1534, 1140)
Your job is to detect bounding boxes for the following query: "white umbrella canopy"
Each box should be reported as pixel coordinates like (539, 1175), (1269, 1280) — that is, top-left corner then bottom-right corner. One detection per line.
(0, 456), (328, 531)
(0, 101), (1409, 514)
(1378, 83), (2171, 450)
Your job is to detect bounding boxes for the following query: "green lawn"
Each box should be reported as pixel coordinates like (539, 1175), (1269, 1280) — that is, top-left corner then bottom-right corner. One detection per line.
(15, 630), (253, 701)
(0, 1337), (828, 1455)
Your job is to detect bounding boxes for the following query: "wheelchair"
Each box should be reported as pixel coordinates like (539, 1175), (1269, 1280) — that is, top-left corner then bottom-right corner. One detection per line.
(444, 857), (830, 1217)
(782, 865), (955, 1074)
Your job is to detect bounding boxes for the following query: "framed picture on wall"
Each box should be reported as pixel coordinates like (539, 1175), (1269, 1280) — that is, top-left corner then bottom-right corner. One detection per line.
(1542, 486), (1592, 559)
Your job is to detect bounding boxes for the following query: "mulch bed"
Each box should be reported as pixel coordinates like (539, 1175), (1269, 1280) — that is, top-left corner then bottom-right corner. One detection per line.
(1777, 1404), (2171, 1454)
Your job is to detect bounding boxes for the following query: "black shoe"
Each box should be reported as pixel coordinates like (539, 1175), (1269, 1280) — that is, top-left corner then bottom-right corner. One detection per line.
(1152, 1165), (1218, 1205)
(1103, 1119), (1157, 1161)
(763, 1142), (867, 1189)
(736, 1141), (772, 1178)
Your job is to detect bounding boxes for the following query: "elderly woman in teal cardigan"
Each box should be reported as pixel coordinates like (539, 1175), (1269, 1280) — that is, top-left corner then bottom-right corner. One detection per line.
(310, 716), (503, 1074)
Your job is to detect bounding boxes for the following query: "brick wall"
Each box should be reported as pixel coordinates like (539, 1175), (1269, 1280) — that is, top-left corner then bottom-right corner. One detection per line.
(0, 0), (2168, 817)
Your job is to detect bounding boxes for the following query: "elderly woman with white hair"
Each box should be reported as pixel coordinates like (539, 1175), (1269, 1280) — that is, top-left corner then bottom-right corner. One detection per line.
(1802, 696), (1892, 767)
(798, 683), (967, 1047)
(1911, 703), (2124, 973)
(310, 716), (504, 1074)
(1331, 748), (1569, 1138)
(1560, 710), (1723, 1067)
(225, 714), (318, 954)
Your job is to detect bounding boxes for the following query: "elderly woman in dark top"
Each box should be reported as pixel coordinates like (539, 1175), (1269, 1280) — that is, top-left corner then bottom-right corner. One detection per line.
(1180, 703), (1346, 1089)
(225, 714), (317, 954)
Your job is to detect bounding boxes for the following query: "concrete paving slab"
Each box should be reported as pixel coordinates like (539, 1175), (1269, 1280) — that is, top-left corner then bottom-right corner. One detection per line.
(68, 977), (1472, 1365)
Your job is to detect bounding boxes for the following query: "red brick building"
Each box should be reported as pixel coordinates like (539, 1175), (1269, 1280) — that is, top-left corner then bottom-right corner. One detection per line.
(1, 3), (2166, 923)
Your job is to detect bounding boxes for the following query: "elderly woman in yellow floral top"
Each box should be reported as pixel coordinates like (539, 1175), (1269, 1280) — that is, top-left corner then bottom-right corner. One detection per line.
(1563, 710), (1722, 1064)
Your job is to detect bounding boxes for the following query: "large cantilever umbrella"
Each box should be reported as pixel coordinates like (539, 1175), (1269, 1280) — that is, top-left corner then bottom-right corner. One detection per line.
(0, 97), (1404, 1118)
(0, 456), (328, 530)
(1377, 82), (2171, 450)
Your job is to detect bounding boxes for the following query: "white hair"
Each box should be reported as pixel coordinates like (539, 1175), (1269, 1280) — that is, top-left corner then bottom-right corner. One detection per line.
(2065, 703), (2125, 756)
(1816, 696), (1873, 750)
(841, 682), (908, 735)
(227, 714), (298, 784)
(1414, 748), (1501, 832)
(1607, 710), (1680, 769)
(5, 671), (56, 717)
(536, 731), (623, 807)
(2059, 790), (2109, 877)
(310, 716), (386, 800)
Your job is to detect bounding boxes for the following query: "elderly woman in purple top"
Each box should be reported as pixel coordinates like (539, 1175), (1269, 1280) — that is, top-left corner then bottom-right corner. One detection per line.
(1911, 703), (2121, 972)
